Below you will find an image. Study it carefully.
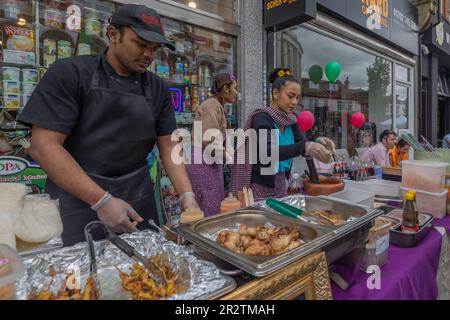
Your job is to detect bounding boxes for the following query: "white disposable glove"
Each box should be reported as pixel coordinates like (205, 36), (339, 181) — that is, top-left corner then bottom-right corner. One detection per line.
(179, 192), (200, 212)
(96, 197), (144, 234)
(316, 137), (336, 153)
(305, 142), (333, 164)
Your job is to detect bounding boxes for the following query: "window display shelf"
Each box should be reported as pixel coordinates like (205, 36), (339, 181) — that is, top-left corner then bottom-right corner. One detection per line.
(0, 61), (38, 69)
(0, 17), (35, 29)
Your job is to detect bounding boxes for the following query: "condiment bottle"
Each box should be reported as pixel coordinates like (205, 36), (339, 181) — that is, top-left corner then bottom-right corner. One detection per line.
(401, 191), (419, 233)
(287, 173), (302, 195)
(220, 193), (241, 214)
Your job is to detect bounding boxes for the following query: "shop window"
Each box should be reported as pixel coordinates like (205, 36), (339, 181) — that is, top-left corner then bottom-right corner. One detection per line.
(164, 0), (238, 23)
(395, 85), (409, 130)
(155, 16), (237, 125)
(276, 26), (398, 153)
(395, 64), (410, 83)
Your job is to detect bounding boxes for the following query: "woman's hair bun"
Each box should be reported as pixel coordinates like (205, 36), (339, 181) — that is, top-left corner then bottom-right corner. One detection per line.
(269, 68), (293, 84)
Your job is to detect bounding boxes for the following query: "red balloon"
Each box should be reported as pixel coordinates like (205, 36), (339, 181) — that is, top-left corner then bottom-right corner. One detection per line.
(351, 112), (366, 129)
(297, 111), (315, 133)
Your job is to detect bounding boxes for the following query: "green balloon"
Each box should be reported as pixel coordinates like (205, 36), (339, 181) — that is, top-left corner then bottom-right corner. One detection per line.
(308, 65), (323, 85)
(325, 61), (342, 83)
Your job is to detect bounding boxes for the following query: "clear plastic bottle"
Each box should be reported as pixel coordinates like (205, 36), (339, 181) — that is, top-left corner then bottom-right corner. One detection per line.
(288, 173), (302, 195)
(183, 87), (191, 113)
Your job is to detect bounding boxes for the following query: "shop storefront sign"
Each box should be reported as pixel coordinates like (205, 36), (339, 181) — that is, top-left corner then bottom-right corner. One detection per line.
(317, 0), (419, 55)
(432, 21), (450, 55)
(264, 0), (317, 31)
(0, 157), (47, 193)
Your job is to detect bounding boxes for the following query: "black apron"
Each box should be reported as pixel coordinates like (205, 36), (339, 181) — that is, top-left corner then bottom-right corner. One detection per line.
(46, 56), (159, 247)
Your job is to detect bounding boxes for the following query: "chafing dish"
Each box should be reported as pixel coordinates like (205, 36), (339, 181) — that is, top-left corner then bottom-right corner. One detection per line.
(175, 195), (384, 277)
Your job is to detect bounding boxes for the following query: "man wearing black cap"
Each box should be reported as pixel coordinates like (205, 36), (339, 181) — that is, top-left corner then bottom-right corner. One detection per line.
(19, 5), (198, 246)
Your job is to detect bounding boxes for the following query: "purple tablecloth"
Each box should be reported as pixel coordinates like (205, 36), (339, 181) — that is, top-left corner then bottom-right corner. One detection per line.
(332, 215), (450, 300)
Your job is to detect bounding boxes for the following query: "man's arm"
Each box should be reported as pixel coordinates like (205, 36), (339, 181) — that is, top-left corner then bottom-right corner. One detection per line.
(157, 135), (196, 209)
(30, 126), (143, 232)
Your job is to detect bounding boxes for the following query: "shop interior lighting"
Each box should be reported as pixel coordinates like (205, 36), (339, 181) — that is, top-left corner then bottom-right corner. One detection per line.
(17, 18), (27, 26)
(188, 1), (198, 9)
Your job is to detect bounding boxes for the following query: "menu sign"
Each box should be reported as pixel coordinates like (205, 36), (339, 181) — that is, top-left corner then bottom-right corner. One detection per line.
(264, 0), (317, 31)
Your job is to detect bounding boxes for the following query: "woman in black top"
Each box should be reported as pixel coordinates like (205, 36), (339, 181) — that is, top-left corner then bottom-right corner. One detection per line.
(230, 68), (334, 199)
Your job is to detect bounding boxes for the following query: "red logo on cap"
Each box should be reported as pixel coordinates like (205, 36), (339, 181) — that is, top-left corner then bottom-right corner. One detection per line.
(141, 13), (163, 33)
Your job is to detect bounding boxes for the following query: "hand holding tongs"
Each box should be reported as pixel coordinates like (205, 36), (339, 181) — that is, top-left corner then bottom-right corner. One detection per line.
(84, 221), (168, 287)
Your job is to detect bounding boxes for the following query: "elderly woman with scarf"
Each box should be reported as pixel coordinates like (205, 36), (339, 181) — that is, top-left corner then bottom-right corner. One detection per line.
(186, 73), (238, 216)
(230, 68), (334, 199)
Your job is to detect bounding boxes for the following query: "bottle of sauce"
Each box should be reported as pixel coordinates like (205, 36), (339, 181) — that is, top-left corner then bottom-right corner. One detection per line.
(220, 193), (241, 214)
(401, 191), (419, 233)
(287, 173), (302, 195)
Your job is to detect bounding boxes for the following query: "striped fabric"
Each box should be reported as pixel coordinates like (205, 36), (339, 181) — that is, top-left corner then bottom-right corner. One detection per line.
(229, 107), (297, 196)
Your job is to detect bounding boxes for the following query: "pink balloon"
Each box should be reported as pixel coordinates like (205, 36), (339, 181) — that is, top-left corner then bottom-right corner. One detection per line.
(351, 112), (365, 129)
(297, 111), (315, 133)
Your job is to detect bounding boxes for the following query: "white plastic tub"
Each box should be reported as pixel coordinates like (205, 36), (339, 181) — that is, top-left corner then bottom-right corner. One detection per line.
(344, 179), (401, 197)
(329, 188), (375, 207)
(402, 160), (449, 193)
(400, 187), (448, 219)
(1, 67), (20, 81)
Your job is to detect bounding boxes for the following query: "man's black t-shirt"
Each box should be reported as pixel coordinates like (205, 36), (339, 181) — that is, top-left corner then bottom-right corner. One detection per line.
(19, 55), (176, 137)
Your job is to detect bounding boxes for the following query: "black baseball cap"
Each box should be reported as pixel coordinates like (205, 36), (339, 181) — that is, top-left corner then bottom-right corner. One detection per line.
(109, 4), (175, 50)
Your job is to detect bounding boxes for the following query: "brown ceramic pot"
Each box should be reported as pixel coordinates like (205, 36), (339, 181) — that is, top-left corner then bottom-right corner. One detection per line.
(303, 176), (345, 196)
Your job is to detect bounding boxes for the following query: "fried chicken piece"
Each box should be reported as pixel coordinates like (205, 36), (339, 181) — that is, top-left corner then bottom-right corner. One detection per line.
(270, 231), (301, 254)
(256, 230), (270, 242)
(239, 235), (253, 249)
(81, 275), (98, 300)
(238, 225), (260, 237)
(217, 231), (241, 253)
(244, 239), (272, 256)
(32, 290), (54, 300)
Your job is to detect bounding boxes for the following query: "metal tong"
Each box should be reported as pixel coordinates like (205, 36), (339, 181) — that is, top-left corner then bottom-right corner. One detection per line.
(84, 221), (168, 287)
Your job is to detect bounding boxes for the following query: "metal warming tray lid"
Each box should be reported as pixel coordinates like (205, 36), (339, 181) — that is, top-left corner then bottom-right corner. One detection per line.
(175, 196), (383, 277)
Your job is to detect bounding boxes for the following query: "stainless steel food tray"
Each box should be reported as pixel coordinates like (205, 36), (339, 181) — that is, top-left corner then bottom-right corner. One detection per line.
(176, 196), (384, 277)
(175, 208), (333, 277)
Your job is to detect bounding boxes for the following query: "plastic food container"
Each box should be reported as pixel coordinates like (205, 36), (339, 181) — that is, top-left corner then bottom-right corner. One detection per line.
(77, 43), (91, 56)
(1, 66), (20, 81)
(21, 82), (36, 95)
(329, 188), (375, 207)
(388, 211), (434, 248)
(402, 160), (449, 193)
(21, 94), (31, 108)
(44, 9), (64, 28)
(0, 244), (25, 300)
(43, 53), (56, 68)
(85, 19), (101, 36)
(21, 69), (39, 83)
(3, 81), (20, 94)
(344, 179), (401, 197)
(400, 187), (448, 219)
(3, 94), (20, 109)
(4, 3), (19, 19)
(57, 40), (73, 59)
(361, 217), (391, 272)
(43, 38), (57, 55)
